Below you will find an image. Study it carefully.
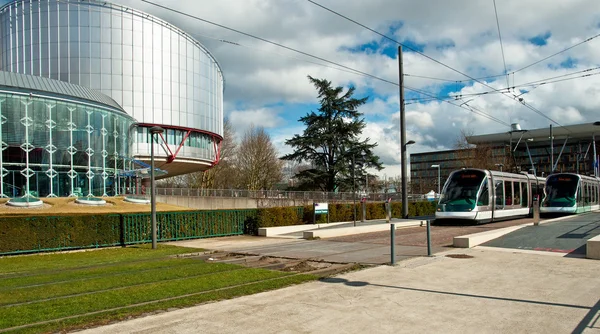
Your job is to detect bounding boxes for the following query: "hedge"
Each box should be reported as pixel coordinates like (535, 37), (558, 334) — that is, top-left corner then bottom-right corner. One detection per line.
(305, 201), (438, 224)
(0, 214), (122, 254)
(0, 202), (437, 254)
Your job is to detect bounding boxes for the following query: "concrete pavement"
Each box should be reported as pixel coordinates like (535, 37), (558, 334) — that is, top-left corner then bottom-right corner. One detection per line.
(76, 247), (600, 334)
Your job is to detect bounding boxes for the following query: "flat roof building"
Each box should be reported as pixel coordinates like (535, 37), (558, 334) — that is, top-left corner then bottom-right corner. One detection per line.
(410, 122), (600, 195)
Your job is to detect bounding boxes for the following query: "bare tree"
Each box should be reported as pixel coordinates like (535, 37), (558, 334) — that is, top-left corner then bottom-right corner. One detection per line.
(236, 125), (283, 190)
(454, 128), (498, 170)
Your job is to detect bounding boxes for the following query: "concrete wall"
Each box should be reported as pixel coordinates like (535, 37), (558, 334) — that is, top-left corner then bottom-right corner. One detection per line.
(157, 195), (316, 210)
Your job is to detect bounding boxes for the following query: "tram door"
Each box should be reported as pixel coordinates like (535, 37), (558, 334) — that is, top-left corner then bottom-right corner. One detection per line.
(494, 180), (504, 210)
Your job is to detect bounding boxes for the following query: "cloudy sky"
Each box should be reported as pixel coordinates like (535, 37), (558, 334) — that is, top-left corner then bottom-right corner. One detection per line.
(9, 0), (600, 178)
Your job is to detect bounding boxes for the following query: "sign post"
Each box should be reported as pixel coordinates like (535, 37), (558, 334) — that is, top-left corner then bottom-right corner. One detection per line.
(361, 197), (366, 222)
(313, 202), (329, 224)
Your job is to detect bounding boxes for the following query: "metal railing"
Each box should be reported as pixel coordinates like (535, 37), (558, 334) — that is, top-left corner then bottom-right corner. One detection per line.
(121, 210), (254, 244)
(155, 188), (428, 202)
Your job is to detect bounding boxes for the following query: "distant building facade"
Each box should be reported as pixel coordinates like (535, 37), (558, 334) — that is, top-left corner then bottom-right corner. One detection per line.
(410, 122), (600, 195)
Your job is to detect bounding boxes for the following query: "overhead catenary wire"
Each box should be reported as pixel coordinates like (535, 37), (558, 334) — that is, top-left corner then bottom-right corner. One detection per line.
(139, 0), (510, 127)
(492, 0), (510, 89)
(512, 31), (600, 74)
(306, 0), (571, 130)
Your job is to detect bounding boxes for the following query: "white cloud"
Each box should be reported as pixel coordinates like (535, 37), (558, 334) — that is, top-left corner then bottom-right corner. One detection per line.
(116, 0), (600, 178)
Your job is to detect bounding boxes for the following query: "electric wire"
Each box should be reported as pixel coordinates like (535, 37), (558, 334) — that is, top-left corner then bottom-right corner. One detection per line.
(306, 0), (570, 129)
(512, 31), (600, 74)
(139, 0), (509, 127)
(492, 0), (510, 89)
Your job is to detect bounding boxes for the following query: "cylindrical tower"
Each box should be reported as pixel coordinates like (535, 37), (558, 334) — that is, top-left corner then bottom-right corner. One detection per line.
(0, 0), (224, 177)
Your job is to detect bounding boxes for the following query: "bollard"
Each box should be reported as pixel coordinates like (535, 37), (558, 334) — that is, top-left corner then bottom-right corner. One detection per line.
(426, 220), (432, 256)
(390, 223), (396, 265)
(533, 199), (540, 226)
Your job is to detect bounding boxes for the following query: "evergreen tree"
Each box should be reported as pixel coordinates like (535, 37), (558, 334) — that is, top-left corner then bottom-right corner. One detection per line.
(282, 76), (383, 192)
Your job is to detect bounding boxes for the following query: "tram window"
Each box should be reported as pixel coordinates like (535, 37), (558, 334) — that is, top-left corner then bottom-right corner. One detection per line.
(478, 178), (489, 206)
(521, 182), (528, 207)
(513, 181), (520, 206)
(495, 181), (504, 208)
(504, 181), (512, 206)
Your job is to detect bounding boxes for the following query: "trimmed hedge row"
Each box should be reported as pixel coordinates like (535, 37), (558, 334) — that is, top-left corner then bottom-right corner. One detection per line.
(0, 214), (122, 254)
(246, 201), (438, 234)
(0, 201), (437, 254)
(301, 201), (437, 225)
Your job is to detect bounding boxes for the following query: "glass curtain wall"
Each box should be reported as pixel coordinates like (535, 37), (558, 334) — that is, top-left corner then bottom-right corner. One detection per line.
(0, 0), (224, 166)
(0, 92), (134, 198)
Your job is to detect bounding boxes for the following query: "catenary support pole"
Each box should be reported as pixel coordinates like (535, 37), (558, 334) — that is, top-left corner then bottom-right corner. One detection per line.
(399, 46), (409, 219)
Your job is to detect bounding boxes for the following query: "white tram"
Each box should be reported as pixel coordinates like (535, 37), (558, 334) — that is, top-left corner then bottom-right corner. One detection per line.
(540, 173), (600, 214)
(435, 168), (545, 223)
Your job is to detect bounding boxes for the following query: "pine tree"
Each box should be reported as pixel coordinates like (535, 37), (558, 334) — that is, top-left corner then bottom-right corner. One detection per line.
(282, 76), (382, 192)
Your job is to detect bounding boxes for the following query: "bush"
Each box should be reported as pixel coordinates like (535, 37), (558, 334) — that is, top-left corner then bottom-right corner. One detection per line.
(244, 206), (304, 236)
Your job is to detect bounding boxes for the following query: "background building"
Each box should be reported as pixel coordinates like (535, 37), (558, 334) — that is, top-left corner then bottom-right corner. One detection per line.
(0, 0), (224, 197)
(410, 122), (600, 195)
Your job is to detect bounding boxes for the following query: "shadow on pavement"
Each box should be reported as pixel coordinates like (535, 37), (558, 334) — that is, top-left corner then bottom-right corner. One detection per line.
(319, 277), (594, 313)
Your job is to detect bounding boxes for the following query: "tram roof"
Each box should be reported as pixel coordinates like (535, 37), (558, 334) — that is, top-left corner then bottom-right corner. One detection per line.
(0, 71), (125, 113)
(467, 122), (600, 145)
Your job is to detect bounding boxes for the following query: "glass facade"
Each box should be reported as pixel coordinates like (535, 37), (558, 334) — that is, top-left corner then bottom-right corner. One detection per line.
(0, 87), (134, 198)
(0, 0), (224, 169)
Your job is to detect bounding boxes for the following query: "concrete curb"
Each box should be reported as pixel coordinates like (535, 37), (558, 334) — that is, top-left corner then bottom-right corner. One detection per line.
(303, 220), (424, 239)
(452, 213), (593, 249)
(258, 222), (347, 237)
(587, 235), (600, 260)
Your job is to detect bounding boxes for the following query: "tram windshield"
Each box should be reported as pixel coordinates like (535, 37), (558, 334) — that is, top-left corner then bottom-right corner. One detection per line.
(543, 174), (578, 206)
(439, 170), (486, 210)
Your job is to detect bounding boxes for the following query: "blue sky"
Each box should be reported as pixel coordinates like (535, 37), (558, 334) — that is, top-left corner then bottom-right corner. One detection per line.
(4, 0), (600, 178)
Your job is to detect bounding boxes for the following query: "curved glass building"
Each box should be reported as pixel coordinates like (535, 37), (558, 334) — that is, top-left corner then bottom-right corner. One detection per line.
(0, 0), (225, 197)
(0, 0), (224, 197)
(0, 71), (134, 197)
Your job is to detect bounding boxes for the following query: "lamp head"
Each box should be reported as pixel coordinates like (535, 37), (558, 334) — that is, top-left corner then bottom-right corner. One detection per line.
(405, 140), (416, 146)
(149, 126), (165, 135)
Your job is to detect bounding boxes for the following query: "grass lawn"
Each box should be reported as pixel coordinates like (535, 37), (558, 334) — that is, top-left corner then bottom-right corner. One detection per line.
(0, 197), (194, 217)
(0, 244), (317, 333)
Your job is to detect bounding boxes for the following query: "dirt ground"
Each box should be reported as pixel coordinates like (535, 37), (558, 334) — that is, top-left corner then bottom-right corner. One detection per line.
(0, 197), (194, 216)
(326, 217), (536, 247)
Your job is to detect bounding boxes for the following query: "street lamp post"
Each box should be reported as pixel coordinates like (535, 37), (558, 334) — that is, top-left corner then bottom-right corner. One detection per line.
(431, 164), (440, 196)
(149, 126), (164, 250)
(352, 154), (356, 227)
(402, 140), (416, 219)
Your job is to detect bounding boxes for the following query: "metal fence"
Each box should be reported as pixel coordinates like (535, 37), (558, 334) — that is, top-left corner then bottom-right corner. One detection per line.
(155, 188), (428, 202)
(121, 209), (255, 244)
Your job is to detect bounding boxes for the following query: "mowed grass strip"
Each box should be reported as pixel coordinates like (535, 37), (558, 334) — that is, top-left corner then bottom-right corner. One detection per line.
(0, 267), (293, 329)
(14, 274), (317, 334)
(1, 260), (242, 306)
(0, 257), (199, 291)
(0, 244), (199, 275)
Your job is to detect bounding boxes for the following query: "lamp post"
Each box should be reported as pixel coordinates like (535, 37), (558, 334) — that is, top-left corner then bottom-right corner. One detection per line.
(431, 164), (440, 196)
(149, 126), (164, 250)
(352, 154), (356, 227)
(402, 140), (416, 219)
